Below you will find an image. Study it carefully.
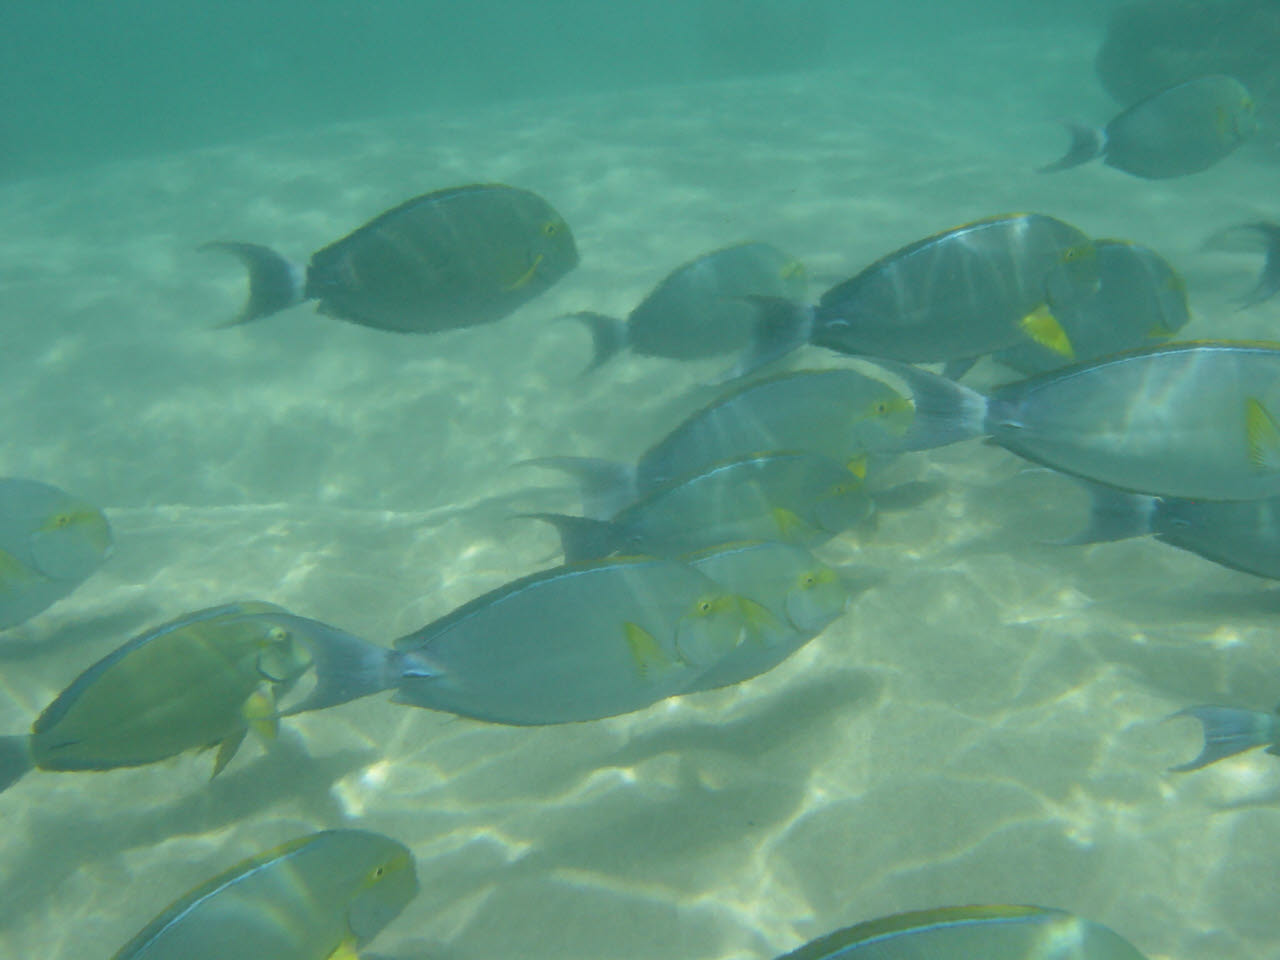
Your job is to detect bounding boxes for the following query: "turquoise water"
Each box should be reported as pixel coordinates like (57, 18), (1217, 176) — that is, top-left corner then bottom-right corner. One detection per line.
(3, 6), (1280, 959)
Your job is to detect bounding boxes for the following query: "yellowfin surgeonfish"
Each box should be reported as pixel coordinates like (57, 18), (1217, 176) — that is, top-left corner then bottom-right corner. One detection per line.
(1040, 74), (1256, 180)
(776, 904), (1147, 959)
(110, 829), (418, 960)
(0, 477), (112, 630)
(203, 183), (578, 333)
(0, 602), (377, 793)
(866, 341), (1280, 501)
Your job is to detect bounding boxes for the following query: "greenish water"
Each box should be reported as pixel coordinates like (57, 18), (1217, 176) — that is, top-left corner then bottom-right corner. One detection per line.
(2, 5), (1280, 959)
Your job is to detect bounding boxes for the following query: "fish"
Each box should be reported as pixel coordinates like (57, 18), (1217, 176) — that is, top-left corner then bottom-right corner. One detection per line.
(0, 477), (112, 630)
(109, 829), (418, 960)
(729, 214), (1098, 379)
(684, 540), (852, 692)
(203, 183), (578, 333)
(571, 242), (807, 367)
(390, 556), (753, 724)
(862, 341), (1280, 500)
(0, 602), (380, 793)
(1205, 220), (1280, 308)
(776, 904), (1147, 959)
(1170, 705), (1280, 771)
(528, 451), (874, 563)
(1040, 74), (1256, 180)
(1063, 481), (1280, 579)
(993, 239), (1189, 376)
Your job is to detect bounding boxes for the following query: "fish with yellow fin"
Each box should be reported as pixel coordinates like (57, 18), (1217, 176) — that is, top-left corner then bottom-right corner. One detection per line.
(729, 214), (1099, 379)
(203, 183), (578, 333)
(110, 829), (417, 960)
(0, 602), (380, 793)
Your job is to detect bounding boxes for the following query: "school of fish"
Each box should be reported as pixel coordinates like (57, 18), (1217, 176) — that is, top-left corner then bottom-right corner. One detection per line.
(5, 64), (1280, 960)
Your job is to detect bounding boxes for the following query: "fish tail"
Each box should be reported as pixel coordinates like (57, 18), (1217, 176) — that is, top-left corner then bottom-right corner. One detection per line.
(519, 512), (619, 563)
(855, 358), (988, 451)
(1169, 705), (1279, 771)
(1058, 481), (1157, 545)
(200, 241), (306, 326)
(277, 617), (401, 716)
(0, 735), (32, 793)
(514, 456), (638, 518)
(567, 312), (629, 372)
(1234, 221), (1280, 308)
(1037, 120), (1105, 173)
(719, 296), (815, 382)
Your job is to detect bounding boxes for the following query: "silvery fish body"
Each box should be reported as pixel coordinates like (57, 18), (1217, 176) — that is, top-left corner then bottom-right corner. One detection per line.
(110, 829), (418, 960)
(575, 242), (807, 366)
(535, 451), (872, 563)
(685, 540), (851, 692)
(811, 214), (1096, 363)
(886, 342), (1280, 500)
(1043, 75), (1256, 179)
(0, 477), (112, 630)
(205, 183), (578, 333)
(994, 239), (1189, 375)
(0, 602), (377, 792)
(391, 557), (751, 724)
(776, 904), (1147, 960)
(639, 369), (915, 492)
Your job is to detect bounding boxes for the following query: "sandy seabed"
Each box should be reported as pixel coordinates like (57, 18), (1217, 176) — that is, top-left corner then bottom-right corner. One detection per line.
(3, 24), (1280, 960)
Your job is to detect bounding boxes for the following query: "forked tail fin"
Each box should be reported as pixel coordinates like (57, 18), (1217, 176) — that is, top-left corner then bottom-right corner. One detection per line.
(200, 241), (306, 326)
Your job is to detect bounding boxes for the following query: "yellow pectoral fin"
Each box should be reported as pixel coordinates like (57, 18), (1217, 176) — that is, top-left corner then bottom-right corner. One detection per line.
(243, 688), (279, 743)
(1019, 304), (1074, 358)
(845, 454), (868, 479)
(211, 728), (248, 778)
(772, 506), (816, 541)
(328, 936), (360, 960)
(737, 597), (789, 648)
(1246, 397), (1280, 470)
(506, 253), (544, 291)
(625, 622), (675, 681)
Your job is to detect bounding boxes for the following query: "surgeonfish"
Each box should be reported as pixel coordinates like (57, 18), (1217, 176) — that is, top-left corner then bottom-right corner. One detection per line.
(861, 341), (1280, 501)
(390, 556), (753, 724)
(1170, 705), (1280, 771)
(684, 540), (852, 691)
(1206, 220), (1280, 308)
(1040, 74), (1256, 180)
(528, 451), (873, 563)
(109, 829), (418, 960)
(0, 477), (112, 630)
(0, 602), (380, 793)
(993, 239), (1190, 375)
(571, 242), (807, 367)
(729, 214), (1098, 379)
(203, 183), (578, 333)
(775, 904), (1147, 959)
(1064, 481), (1280, 580)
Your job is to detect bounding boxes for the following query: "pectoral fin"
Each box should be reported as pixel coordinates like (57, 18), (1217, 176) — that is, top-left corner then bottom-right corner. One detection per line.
(1246, 397), (1280, 470)
(624, 622), (675, 681)
(506, 253), (544, 291)
(211, 729), (247, 778)
(327, 936), (360, 960)
(243, 688), (279, 743)
(1019, 304), (1074, 358)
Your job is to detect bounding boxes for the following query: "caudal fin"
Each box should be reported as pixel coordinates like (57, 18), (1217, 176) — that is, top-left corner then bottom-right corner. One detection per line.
(516, 456), (638, 518)
(0, 735), (33, 793)
(1229, 222), (1280, 308)
(1169, 705), (1279, 771)
(852, 358), (988, 452)
(720, 296), (815, 382)
(567, 312), (629, 372)
(1058, 481), (1157, 545)
(520, 512), (620, 563)
(200, 241), (306, 326)
(1037, 121), (1105, 173)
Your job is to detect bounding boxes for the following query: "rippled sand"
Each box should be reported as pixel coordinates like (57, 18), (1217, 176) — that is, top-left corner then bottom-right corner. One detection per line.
(3, 24), (1280, 960)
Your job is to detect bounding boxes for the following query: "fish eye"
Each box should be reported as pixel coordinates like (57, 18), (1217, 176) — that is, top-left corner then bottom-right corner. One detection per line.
(50, 513), (73, 528)
(373, 866), (385, 878)
(698, 600), (713, 613)
(800, 573), (816, 588)
(543, 220), (561, 237)
(268, 626), (290, 644)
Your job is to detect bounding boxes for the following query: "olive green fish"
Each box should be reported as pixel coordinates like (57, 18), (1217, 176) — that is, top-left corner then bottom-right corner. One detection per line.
(1040, 74), (1256, 179)
(777, 904), (1147, 960)
(866, 341), (1280, 500)
(0, 602), (377, 792)
(994, 239), (1189, 375)
(0, 477), (112, 630)
(110, 829), (418, 960)
(529, 451), (873, 563)
(685, 540), (852, 692)
(203, 183), (578, 333)
(391, 557), (752, 724)
(572, 241), (807, 367)
(730, 214), (1097, 379)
